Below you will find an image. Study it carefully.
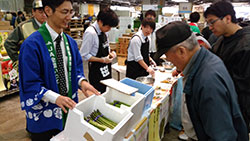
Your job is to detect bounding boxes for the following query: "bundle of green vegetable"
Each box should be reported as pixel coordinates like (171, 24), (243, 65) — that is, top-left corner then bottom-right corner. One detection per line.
(109, 100), (131, 108)
(84, 109), (118, 131)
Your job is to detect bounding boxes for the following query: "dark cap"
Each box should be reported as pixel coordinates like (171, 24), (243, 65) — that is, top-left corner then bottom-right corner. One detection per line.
(154, 21), (192, 59)
(32, 0), (43, 9)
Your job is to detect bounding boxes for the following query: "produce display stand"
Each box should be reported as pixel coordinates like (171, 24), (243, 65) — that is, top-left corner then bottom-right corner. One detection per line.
(0, 29), (19, 98)
(0, 87), (19, 98)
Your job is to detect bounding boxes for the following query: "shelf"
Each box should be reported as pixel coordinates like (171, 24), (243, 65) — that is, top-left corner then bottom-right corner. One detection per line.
(0, 88), (19, 98)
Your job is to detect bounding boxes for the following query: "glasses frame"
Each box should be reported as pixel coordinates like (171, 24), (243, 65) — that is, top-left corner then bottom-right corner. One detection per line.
(56, 9), (75, 17)
(207, 17), (224, 26)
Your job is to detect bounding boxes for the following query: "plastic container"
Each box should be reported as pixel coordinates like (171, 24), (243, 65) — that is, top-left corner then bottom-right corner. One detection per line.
(120, 78), (155, 113)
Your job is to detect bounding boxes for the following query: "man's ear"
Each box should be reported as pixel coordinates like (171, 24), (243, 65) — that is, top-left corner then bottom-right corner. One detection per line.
(177, 46), (187, 56)
(224, 15), (232, 24)
(44, 6), (52, 17)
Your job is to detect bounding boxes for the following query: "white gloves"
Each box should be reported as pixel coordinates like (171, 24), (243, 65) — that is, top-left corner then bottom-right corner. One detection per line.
(102, 51), (117, 64)
(150, 59), (157, 67)
(109, 51), (117, 59)
(102, 56), (113, 64)
(147, 67), (155, 77)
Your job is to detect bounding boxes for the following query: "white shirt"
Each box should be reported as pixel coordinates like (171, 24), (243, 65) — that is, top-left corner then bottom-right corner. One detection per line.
(139, 23), (161, 53)
(80, 21), (110, 61)
(34, 18), (41, 27)
(127, 30), (150, 62)
(42, 23), (85, 103)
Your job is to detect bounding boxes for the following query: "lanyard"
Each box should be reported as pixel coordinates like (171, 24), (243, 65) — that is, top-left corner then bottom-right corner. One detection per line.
(38, 23), (73, 99)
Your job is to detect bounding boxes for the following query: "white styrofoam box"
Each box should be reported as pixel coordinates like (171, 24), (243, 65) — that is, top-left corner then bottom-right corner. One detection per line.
(124, 115), (149, 141)
(101, 79), (138, 95)
(102, 87), (146, 135)
(50, 131), (70, 141)
(63, 95), (133, 141)
(120, 78), (155, 113)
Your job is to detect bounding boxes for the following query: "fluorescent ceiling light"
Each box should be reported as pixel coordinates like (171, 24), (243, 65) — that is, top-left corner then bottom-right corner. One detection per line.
(171, 0), (188, 2)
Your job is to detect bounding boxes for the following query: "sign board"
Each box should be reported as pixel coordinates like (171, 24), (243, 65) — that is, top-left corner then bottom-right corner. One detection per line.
(142, 5), (158, 11)
(179, 2), (192, 13)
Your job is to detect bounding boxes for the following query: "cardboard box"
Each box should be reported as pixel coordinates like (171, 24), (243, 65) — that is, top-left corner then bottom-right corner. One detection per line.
(117, 56), (127, 66)
(0, 21), (10, 26)
(63, 95), (133, 141)
(0, 26), (13, 30)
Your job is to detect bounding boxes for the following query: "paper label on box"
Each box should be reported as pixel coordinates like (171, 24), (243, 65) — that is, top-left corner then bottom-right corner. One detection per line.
(83, 132), (94, 141)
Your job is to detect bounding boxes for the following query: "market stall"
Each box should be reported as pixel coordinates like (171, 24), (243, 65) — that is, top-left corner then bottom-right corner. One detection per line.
(0, 21), (18, 98)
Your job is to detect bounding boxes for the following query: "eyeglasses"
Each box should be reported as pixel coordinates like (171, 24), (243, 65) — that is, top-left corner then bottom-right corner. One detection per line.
(56, 9), (75, 16)
(36, 9), (45, 14)
(207, 17), (224, 26)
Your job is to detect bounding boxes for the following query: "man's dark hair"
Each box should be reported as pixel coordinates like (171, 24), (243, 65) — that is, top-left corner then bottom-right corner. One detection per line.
(97, 8), (119, 27)
(11, 12), (17, 17)
(189, 12), (200, 23)
(145, 9), (156, 18)
(17, 11), (23, 16)
(42, 0), (73, 12)
(204, 1), (237, 23)
(141, 17), (155, 31)
(128, 24), (131, 29)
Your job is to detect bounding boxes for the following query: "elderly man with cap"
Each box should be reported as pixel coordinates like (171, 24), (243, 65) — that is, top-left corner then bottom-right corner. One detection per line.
(4, 0), (47, 70)
(155, 21), (248, 140)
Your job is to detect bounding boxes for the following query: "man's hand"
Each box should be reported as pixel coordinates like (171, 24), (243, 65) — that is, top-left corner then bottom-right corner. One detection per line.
(172, 69), (179, 77)
(147, 67), (155, 77)
(150, 58), (157, 67)
(55, 96), (76, 113)
(80, 80), (100, 97)
(109, 51), (117, 59)
(102, 56), (113, 64)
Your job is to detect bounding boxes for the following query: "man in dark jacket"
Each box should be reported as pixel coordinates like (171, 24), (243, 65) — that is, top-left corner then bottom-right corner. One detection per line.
(4, 0), (47, 70)
(204, 1), (250, 132)
(154, 21), (248, 141)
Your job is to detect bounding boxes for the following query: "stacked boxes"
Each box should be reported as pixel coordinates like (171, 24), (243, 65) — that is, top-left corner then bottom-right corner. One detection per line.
(64, 19), (84, 39)
(116, 37), (131, 66)
(117, 37), (130, 56)
(0, 21), (13, 30)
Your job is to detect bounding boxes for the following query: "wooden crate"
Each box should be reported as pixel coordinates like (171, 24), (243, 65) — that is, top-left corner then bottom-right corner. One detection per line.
(117, 56), (127, 66)
(116, 37), (131, 56)
(64, 19), (84, 39)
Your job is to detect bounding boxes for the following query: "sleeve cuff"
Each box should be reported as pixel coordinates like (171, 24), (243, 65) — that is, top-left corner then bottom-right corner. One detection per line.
(85, 54), (93, 61)
(135, 56), (143, 62)
(42, 90), (60, 104)
(78, 77), (88, 87)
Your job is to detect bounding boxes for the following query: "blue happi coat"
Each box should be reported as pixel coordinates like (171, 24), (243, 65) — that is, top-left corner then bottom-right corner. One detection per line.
(19, 31), (85, 133)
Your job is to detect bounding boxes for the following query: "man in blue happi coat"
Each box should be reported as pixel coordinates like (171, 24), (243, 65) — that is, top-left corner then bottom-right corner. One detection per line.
(18, 0), (99, 140)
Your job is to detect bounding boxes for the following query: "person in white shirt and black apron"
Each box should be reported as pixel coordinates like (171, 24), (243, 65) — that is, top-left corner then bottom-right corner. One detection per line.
(126, 18), (156, 79)
(80, 8), (119, 93)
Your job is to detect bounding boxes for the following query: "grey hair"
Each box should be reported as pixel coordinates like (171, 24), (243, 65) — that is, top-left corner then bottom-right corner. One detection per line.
(171, 32), (199, 51)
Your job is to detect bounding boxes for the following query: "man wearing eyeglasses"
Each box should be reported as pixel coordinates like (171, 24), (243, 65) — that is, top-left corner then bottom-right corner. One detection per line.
(204, 1), (250, 133)
(4, 0), (47, 70)
(18, 0), (100, 140)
